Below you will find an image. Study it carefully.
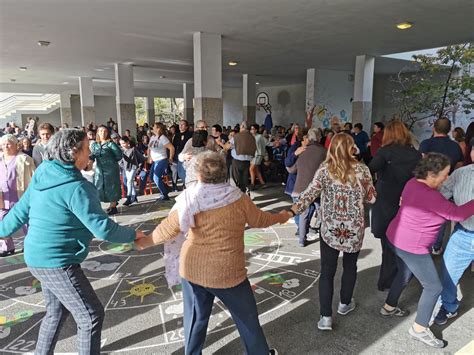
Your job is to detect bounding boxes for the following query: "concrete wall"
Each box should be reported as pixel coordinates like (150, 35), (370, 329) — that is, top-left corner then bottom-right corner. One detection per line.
(313, 69), (354, 129)
(21, 109), (61, 128)
(223, 88), (243, 127)
(70, 95), (118, 127)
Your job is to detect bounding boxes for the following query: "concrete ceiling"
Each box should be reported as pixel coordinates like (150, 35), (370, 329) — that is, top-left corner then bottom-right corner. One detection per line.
(0, 0), (473, 91)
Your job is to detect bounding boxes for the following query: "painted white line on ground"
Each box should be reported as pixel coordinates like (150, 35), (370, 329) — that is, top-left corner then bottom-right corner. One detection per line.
(107, 256), (131, 280)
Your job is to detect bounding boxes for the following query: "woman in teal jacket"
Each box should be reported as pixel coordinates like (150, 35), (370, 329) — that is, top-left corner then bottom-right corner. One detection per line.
(90, 125), (123, 215)
(0, 129), (145, 355)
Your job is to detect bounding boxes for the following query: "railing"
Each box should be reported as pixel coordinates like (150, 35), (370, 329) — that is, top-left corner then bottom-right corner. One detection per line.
(0, 93), (60, 118)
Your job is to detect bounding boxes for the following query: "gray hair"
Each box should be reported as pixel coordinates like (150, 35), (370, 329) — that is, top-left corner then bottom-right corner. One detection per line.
(195, 151), (227, 184)
(307, 128), (321, 143)
(240, 121), (248, 130)
(0, 134), (18, 146)
(46, 129), (87, 164)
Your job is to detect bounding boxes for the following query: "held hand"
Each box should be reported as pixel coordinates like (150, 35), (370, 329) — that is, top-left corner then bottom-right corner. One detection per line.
(278, 210), (292, 224)
(135, 230), (147, 240)
(294, 147), (306, 156)
(134, 238), (147, 251)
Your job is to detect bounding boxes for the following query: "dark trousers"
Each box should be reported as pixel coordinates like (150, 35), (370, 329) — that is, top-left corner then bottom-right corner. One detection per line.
(385, 242), (442, 327)
(181, 278), (269, 355)
(29, 265), (104, 355)
(377, 236), (398, 291)
(232, 159), (250, 192)
(319, 239), (360, 316)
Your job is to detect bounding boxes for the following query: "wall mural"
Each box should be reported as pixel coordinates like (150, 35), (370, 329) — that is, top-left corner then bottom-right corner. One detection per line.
(312, 104), (350, 129)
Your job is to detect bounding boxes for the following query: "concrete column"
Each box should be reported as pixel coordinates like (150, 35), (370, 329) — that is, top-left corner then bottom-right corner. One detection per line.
(79, 77), (95, 126)
(193, 32), (223, 127)
(145, 97), (155, 124)
(305, 68), (317, 127)
(352, 55), (375, 129)
(243, 74), (256, 123)
(115, 63), (136, 135)
(183, 83), (194, 122)
(59, 92), (72, 127)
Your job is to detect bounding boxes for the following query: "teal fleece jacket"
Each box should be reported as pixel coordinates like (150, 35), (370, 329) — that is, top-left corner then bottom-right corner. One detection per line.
(0, 160), (136, 268)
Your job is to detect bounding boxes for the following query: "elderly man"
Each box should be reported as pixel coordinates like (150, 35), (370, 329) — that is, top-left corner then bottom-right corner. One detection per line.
(434, 145), (474, 325)
(173, 120), (193, 185)
(228, 121), (256, 193)
(178, 120), (208, 163)
(287, 128), (326, 246)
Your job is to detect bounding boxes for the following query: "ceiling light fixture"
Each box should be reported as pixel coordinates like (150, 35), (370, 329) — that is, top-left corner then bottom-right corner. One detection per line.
(396, 22), (413, 30)
(38, 40), (51, 47)
(10, 79), (16, 82)
(62, 81), (69, 85)
(256, 82), (260, 85)
(159, 75), (166, 79)
(94, 68), (104, 72)
(19, 66), (28, 71)
(228, 61), (238, 66)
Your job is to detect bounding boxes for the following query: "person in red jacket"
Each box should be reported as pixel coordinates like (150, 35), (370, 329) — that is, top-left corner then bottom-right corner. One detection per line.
(369, 122), (384, 157)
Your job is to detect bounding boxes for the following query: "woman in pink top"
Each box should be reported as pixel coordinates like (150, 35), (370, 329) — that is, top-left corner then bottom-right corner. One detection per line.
(381, 153), (474, 349)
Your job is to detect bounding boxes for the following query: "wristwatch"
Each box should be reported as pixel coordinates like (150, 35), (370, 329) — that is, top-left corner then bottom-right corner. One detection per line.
(288, 209), (296, 217)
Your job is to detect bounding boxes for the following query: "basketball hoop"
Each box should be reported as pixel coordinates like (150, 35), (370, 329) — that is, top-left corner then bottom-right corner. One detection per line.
(256, 92), (272, 114)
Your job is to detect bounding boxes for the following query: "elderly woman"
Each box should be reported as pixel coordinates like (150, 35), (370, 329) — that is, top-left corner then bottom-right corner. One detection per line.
(0, 134), (35, 256)
(291, 133), (376, 331)
(90, 125), (123, 215)
(0, 129), (144, 355)
(381, 153), (474, 348)
(136, 151), (290, 355)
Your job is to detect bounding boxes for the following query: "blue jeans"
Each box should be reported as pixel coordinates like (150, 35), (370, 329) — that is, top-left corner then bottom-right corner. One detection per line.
(433, 222), (448, 250)
(177, 161), (186, 184)
(298, 202), (317, 244)
(29, 265), (104, 355)
(291, 197), (300, 233)
(152, 159), (169, 198)
(386, 242), (442, 327)
(440, 224), (474, 313)
(181, 278), (269, 355)
(124, 169), (138, 197)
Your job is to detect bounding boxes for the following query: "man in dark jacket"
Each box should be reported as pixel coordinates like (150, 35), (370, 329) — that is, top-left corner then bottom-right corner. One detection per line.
(288, 128), (327, 246)
(173, 120), (193, 185)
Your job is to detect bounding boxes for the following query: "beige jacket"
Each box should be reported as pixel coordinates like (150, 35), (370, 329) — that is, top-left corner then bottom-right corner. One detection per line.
(0, 153), (35, 209)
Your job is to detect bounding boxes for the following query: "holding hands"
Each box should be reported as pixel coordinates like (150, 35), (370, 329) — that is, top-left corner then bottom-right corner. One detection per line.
(134, 230), (149, 251)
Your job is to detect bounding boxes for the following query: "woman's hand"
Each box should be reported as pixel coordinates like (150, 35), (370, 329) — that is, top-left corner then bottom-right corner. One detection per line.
(294, 146), (306, 156)
(278, 210), (292, 224)
(134, 230), (149, 251)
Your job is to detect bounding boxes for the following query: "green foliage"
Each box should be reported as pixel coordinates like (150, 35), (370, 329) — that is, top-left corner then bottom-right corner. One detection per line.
(391, 43), (474, 129)
(134, 97), (185, 126)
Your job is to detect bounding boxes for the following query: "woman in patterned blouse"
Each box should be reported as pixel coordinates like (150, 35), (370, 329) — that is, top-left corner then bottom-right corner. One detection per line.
(291, 132), (376, 331)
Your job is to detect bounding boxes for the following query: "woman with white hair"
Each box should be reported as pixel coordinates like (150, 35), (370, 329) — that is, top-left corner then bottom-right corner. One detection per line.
(0, 134), (35, 256)
(136, 151), (289, 355)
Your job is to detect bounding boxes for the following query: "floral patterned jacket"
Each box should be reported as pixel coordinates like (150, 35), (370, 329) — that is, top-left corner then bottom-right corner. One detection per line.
(295, 162), (376, 253)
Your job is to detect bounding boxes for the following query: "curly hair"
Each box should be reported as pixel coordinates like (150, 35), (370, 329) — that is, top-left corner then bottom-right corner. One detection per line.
(195, 151), (227, 184)
(413, 153), (450, 179)
(46, 129), (87, 164)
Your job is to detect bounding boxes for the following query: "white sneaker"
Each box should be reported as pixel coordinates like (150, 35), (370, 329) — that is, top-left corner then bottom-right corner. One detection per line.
(337, 298), (356, 315)
(318, 316), (333, 330)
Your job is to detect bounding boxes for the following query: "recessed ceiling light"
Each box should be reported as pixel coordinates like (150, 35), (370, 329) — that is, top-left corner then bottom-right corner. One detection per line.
(10, 79), (16, 82)
(94, 68), (104, 72)
(159, 75), (166, 79)
(19, 66), (28, 71)
(256, 82), (260, 85)
(228, 61), (238, 66)
(62, 81), (69, 85)
(103, 67), (111, 70)
(38, 40), (51, 47)
(396, 22), (413, 30)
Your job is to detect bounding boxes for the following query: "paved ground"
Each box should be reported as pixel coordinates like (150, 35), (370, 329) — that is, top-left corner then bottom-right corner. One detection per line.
(0, 185), (472, 354)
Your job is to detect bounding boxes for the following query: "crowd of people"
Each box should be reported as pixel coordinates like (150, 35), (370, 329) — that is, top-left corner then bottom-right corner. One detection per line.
(0, 114), (473, 354)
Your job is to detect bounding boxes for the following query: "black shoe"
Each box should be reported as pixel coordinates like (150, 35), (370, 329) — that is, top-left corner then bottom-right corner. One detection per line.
(107, 207), (118, 215)
(123, 198), (132, 206)
(269, 349), (279, 355)
(0, 249), (15, 257)
(158, 195), (170, 201)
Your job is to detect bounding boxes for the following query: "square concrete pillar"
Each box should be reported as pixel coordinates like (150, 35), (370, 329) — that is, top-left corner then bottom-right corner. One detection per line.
(352, 55), (374, 129)
(145, 97), (155, 124)
(243, 74), (256, 123)
(193, 32), (223, 127)
(79, 77), (95, 126)
(115, 63), (136, 135)
(183, 83), (194, 123)
(60, 92), (73, 127)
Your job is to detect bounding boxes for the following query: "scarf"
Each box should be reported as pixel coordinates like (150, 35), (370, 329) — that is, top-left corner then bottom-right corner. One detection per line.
(173, 182), (242, 234)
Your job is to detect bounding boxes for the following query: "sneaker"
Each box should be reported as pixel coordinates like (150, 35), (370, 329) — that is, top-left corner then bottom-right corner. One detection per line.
(0, 249), (15, 257)
(434, 306), (458, 325)
(123, 198), (132, 206)
(158, 195), (170, 201)
(431, 246), (443, 256)
(408, 326), (445, 348)
(380, 306), (410, 317)
(337, 299), (356, 315)
(269, 349), (278, 355)
(318, 316), (332, 331)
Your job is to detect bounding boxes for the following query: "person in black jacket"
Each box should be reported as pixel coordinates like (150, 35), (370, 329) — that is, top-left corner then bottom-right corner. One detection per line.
(369, 120), (422, 291)
(119, 136), (146, 206)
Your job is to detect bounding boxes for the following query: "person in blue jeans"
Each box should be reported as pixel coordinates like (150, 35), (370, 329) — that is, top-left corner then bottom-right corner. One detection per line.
(149, 122), (175, 201)
(435, 148), (474, 325)
(0, 129), (145, 355)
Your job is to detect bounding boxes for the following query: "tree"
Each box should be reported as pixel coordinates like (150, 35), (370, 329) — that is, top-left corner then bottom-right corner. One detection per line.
(391, 43), (474, 130)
